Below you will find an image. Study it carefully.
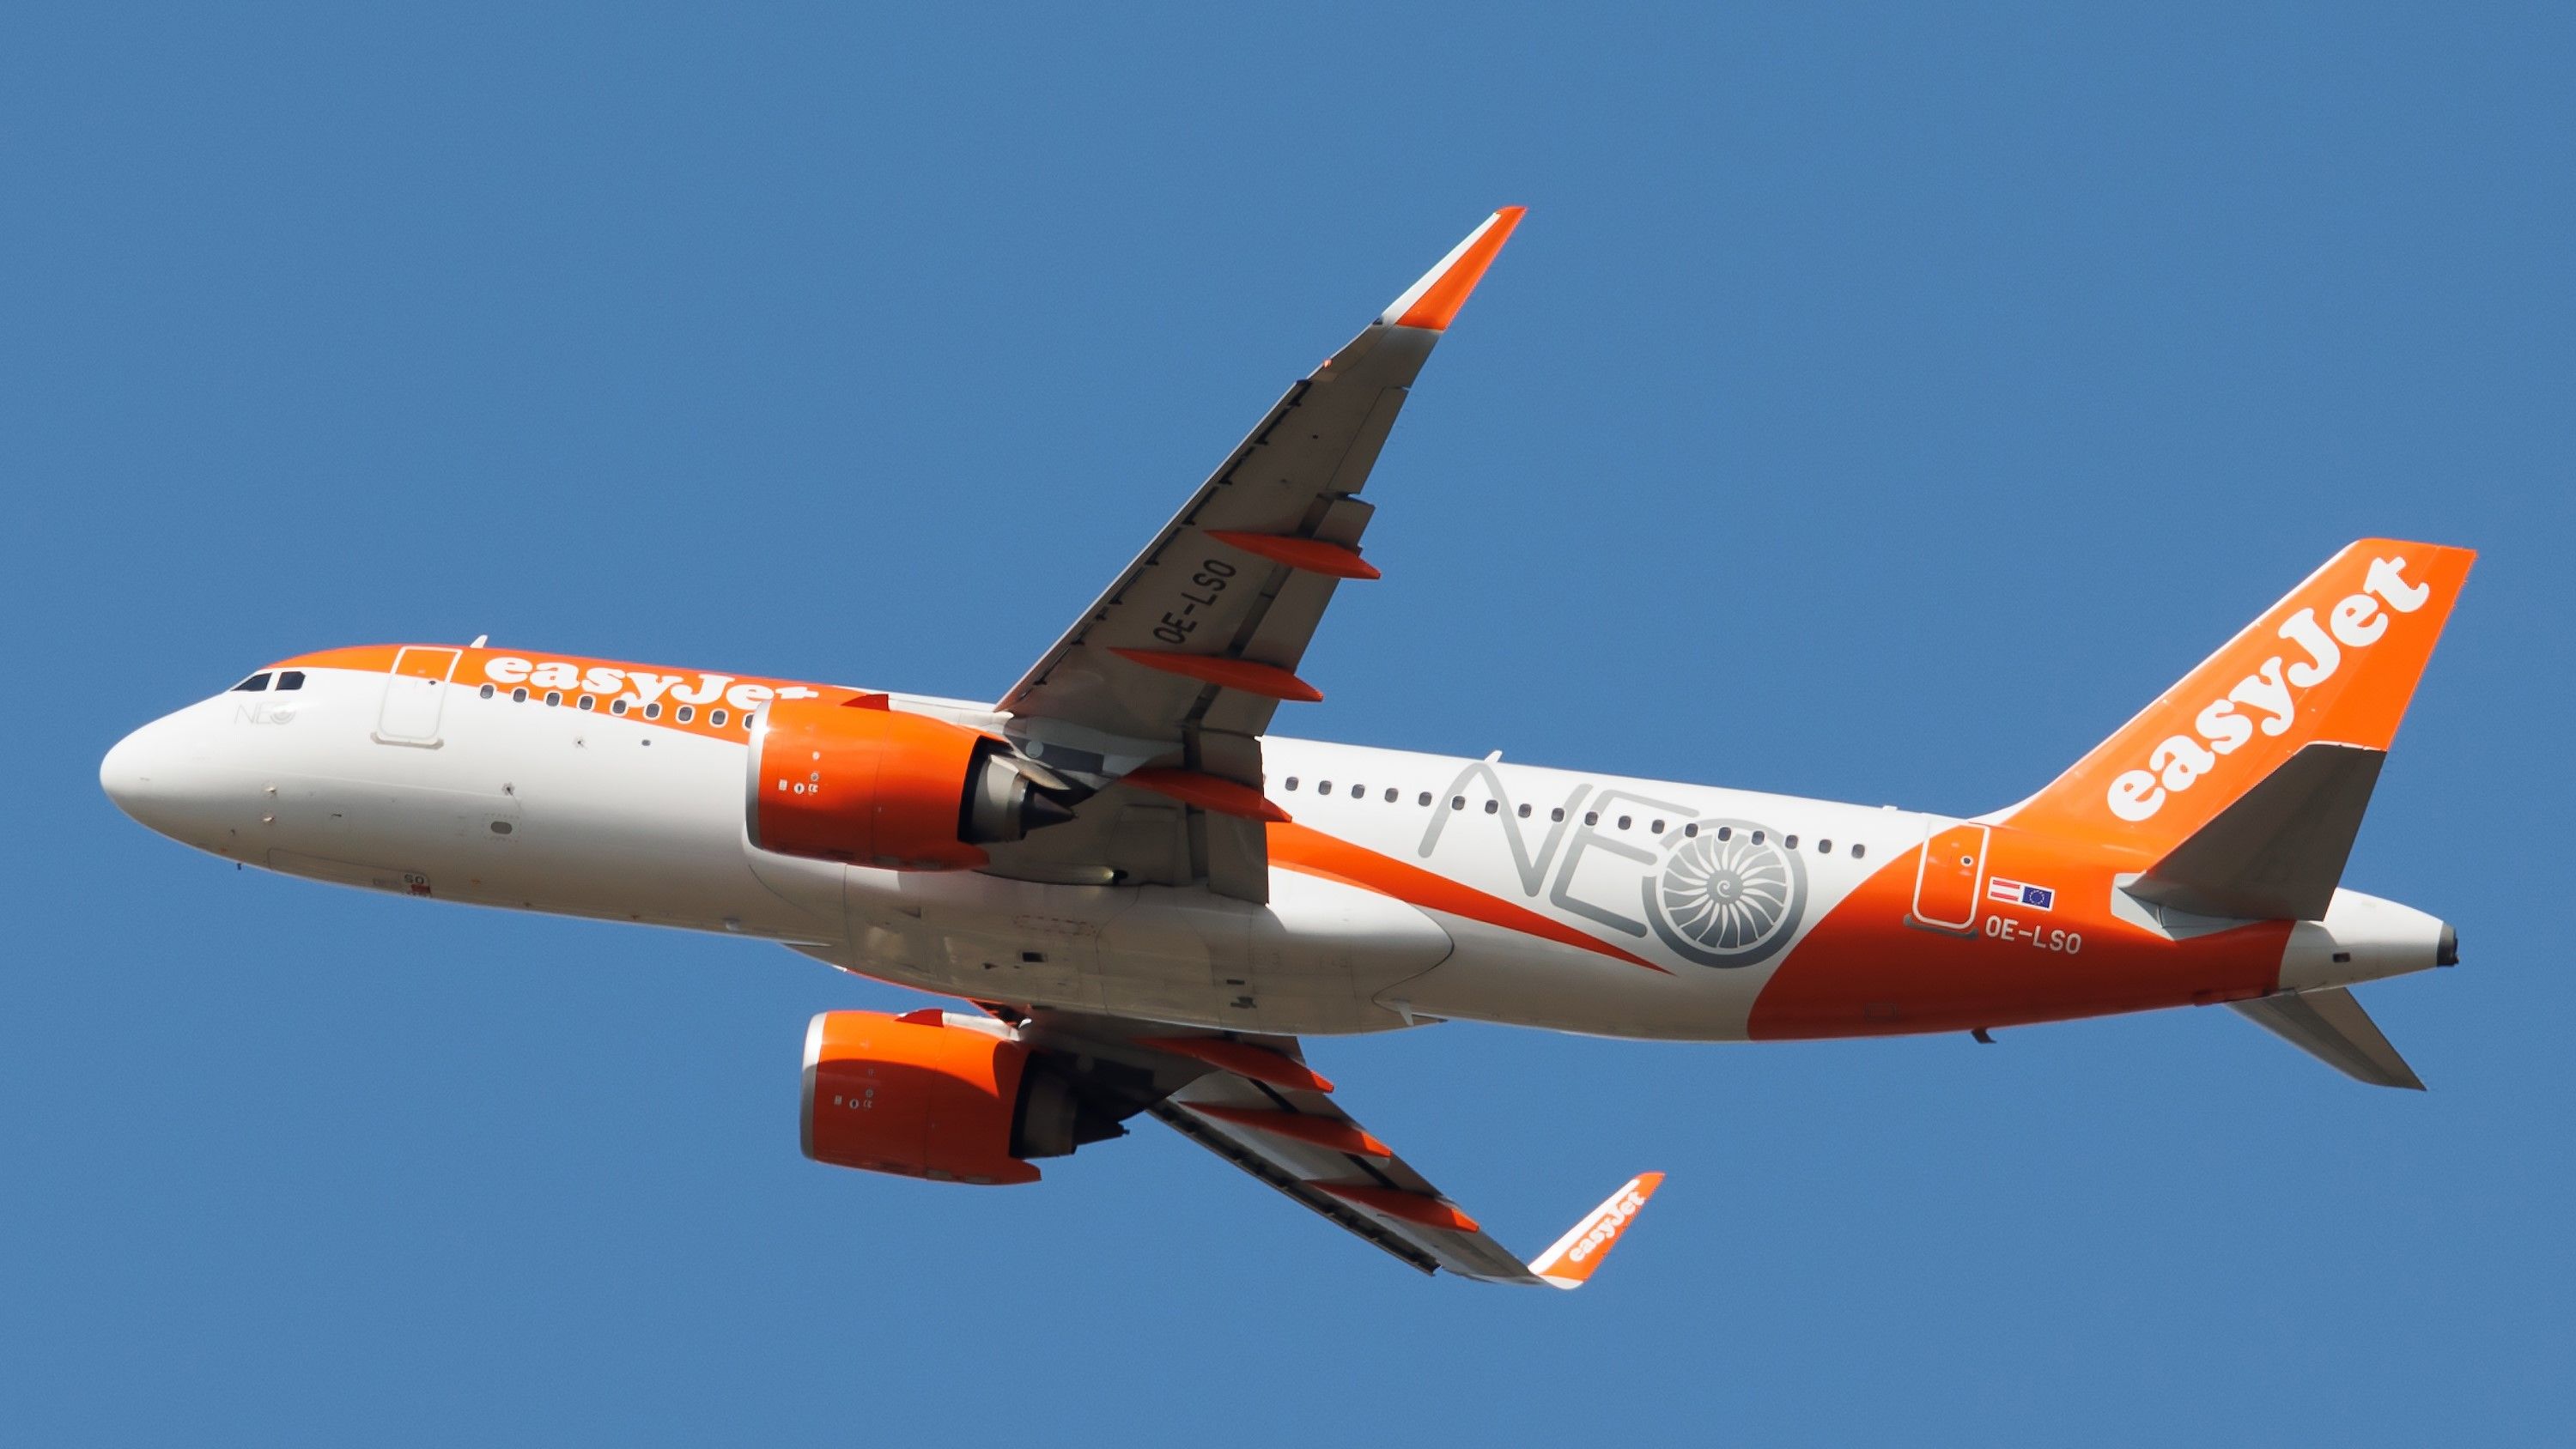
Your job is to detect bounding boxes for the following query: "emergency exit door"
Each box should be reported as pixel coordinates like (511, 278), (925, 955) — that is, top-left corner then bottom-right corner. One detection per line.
(1911, 822), (1988, 932)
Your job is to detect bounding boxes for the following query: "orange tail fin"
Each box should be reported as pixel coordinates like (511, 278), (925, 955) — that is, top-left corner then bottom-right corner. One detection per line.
(2002, 540), (2475, 859)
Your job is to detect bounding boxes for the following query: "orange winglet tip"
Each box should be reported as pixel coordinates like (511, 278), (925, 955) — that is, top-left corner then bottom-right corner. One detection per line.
(1384, 206), (1527, 332)
(1314, 1181), (1480, 1234)
(1109, 649), (1322, 703)
(1183, 1104), (1392, 1159)
(1205, 530), (1382, 580)
(1137, 1035), (1334, 1094)
(1121, 767), (1291, 823)
(1525, 1172), (1664, 1289)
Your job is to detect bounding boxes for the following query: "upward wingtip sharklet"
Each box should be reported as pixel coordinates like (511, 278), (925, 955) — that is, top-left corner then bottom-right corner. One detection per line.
(1524, 1171), (1663, 1289)
(1380, 207), (1528, 332)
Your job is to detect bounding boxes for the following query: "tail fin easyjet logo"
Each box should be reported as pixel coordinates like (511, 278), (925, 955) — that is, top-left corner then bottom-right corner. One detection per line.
(2106, 555), (2430, 823)
(2003, 538), (2472, 853)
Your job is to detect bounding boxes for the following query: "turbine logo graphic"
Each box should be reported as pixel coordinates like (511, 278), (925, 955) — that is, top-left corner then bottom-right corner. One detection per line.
(1643, 822), (1806, 968)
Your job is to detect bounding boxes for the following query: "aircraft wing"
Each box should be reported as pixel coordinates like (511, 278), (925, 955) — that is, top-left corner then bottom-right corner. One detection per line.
(981, 209), (1525, 903)
(998, 1005), (1661, 1286)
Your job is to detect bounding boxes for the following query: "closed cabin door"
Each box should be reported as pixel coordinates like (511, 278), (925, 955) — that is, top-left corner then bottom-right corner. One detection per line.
(376, 646), (460, 746)
(1911, 822), (1988, 931)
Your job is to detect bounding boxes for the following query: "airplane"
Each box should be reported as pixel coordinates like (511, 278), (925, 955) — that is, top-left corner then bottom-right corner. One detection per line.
(100, 208), (2473, 1288)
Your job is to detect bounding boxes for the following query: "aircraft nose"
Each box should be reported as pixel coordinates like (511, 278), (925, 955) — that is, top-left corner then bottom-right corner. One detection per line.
(100, 712), (222, 839)
(100, 720), (161, 821)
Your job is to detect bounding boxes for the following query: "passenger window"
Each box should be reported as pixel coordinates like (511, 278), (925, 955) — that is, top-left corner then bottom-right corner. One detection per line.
(1716, 827), (1732, 840)
(1684, 823), (1699, 837)
(478, 683), (495, 700)
(644, 702), (662, 720)
(544, 691), (562, 707)
(1584, 812), (1598, 826)
(1317, 780), (1332, 795)
(1617, 815), (1631, 830)
(677, 706), (695, 724)
(1418, 791), (1432, 806)
(1818, 839), (1832, 854)
(1850, 844), (1867, 860)
(229, 672), (272, 693)
(1383, 788), (1397, 803)
(1451, 797), (1466, 810)
(712, 709), (729, 727)
(578, 695), (595, 711)
(512, 687), (529, 703)
(1484, 799), (1499, 814)
(1785, 834), (1799, 850)
(276, 670), (306, 691)
(1350, 783), (1363, 798)
(1651, 819), (1665, 834)
(1517, 803), (1531, 818)
(612, 699), (629, 715)
(1285, 777), (1298, 791)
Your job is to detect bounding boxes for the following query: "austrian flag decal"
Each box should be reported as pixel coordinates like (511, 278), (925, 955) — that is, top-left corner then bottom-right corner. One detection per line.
(1987, 877), (2055, 911)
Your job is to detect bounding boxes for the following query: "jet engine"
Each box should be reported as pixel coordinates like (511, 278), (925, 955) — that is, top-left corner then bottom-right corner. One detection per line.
(799, 1010), (1122, 1185)
(747, 694), (1074, 870)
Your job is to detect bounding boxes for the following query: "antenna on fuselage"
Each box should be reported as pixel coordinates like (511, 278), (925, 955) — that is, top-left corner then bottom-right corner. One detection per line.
(470, 634), (489, 648)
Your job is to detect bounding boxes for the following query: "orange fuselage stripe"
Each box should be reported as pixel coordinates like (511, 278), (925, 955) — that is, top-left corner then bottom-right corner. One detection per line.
(1267, 821), (1668, 973)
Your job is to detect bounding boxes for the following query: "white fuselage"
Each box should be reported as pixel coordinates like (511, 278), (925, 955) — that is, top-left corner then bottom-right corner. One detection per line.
(101, 653), (2448, 1045)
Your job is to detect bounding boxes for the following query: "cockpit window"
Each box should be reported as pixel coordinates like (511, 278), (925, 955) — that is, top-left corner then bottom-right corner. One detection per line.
(276, 670), (306, 691)
(229, 672), (272, 693)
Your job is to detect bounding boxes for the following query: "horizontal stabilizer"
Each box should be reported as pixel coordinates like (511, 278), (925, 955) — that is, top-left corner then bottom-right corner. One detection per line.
(2129, 743), (2385, 922)
(2230, 985), (2424, 1090)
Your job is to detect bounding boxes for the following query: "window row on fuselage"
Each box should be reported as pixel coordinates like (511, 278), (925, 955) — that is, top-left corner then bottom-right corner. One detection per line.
(471, 680), (753, 730)
(1270, 772), (1866, 858)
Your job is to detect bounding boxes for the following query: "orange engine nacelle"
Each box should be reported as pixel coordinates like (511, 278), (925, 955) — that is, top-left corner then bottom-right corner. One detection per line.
(799, 1010), (1100, 1186)
(747, 694), (1072, 870)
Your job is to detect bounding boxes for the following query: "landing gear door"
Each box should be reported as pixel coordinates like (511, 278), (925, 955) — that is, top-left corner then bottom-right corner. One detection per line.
(1910, 822), (1988, 933)
(375, 646), (461, 747)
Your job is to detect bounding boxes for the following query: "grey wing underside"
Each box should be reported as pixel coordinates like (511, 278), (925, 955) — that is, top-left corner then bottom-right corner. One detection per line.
(978, 211), (1526, 904)
(999, 1005), (1556, 1283)
(980, 328), (1435, 906)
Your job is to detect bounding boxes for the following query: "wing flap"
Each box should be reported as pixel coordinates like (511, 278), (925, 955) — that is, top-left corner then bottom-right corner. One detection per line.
(1148, 1097), (1445, 1276)
(1161, 1068), (1534, 1282)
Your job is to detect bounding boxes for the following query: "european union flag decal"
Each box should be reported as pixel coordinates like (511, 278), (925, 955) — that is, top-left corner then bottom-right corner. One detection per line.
(1985, 877), (2056, 912)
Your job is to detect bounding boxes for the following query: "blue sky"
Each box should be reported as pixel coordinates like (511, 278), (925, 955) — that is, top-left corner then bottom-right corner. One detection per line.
(7, 3), (2572, 1442)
